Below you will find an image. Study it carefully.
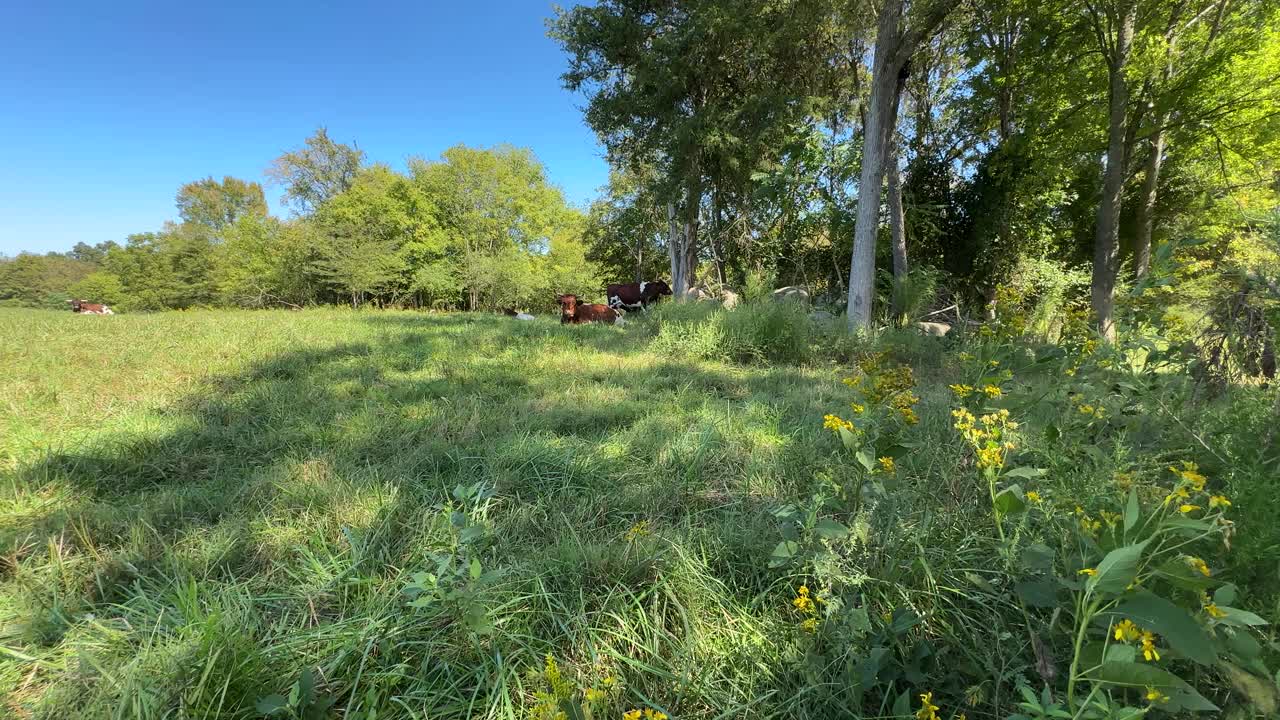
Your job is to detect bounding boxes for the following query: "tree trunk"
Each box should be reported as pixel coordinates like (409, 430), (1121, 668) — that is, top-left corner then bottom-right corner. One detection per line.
(1091, 0), (1136, 343)
(846, 0), (905, 331)
(1134, 123), (1165, 279)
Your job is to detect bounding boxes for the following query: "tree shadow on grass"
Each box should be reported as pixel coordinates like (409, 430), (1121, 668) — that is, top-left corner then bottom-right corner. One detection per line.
(1, 314), (850, 717)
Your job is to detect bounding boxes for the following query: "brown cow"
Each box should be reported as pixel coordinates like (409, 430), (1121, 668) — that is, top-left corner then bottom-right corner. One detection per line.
(70, 299), (114, 315)
(557, 294), (624, 325)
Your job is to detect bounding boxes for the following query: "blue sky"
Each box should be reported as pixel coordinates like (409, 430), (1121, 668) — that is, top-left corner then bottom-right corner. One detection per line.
(0, 0), (607, 255)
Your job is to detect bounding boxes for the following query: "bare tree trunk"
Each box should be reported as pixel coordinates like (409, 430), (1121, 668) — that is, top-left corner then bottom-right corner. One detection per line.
(846, 0), (905, 331)
(1134, 125), (1165, 279)
(667, 203), (685, 297)
(1091, 0), (1136, 342)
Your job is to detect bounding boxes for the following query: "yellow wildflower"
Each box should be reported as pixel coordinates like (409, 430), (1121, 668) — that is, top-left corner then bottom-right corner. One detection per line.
(1209, 495), (1231, 509)
(644, 709), (667, 720)
(1169, 461), (1207, 491)
(1179, 504), (1201, 514)
(982, 384), (1003, 399)
(1145, 687), (1169, 704)
(850, 402), (865, 415)
(949, 384), (974, 399)
(899, 407), (919, 425)
(800, 617), (819, 633)
(878, 456), (896, 474)
(625, 520), (651, 542)
(977, 445), (1004, 469)
(584, 688), (605, 703)
(1026, 491), (1042, 504)
(823, 414), (854, 433)
(1185, 556), (1211, 577)
(1113, 619), (1141, 643)
(1079, 515), (1101, 535)
(624, 712), (642, 720)
(1100, 510), (1121, 528)
(916, 691), (940, 720)
(1141, 631), (1160, 662)
(1204, 602), (1227, 619)
(792, 585), (816, 614)
(1078, 568), (1097, 577)
(952, 408), (976, 430)
(988, 359), (1000, 367)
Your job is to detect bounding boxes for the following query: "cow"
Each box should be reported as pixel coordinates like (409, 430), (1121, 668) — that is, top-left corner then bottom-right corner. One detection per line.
(502, 307), (536, 321)
(70, 299), (113, 315)
(557, 294), (624, 325)
(607, 280), (672, 312)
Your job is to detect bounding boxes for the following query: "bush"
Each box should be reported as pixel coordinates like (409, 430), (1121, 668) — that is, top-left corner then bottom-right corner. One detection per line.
(646, 298), (812, 364)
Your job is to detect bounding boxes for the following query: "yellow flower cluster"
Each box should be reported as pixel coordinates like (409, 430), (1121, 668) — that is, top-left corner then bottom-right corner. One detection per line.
(1169, 461), (1207, 490)
(877, 456), (896, 474)
(916, 691), (941, 720)
(625, 520), (651, 542)
(949, 384), (974, 399)
(1184, 555), (1211, 577)
(623, 709), (666, 720)
(982, 384), (1003, 399)
(792, 584), (821, 632)
(953, 408), (1018, 470)
(1202, 594), (1228, 619)
(1026, 491), (1042, 504)
(1145, 687), (1169, 704)
(1113, 619), (1162, 662)
(823, 414), (854, 433)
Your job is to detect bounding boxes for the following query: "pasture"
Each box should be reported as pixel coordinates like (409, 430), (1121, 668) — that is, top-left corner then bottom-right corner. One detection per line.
(1, 307), (1277, 719)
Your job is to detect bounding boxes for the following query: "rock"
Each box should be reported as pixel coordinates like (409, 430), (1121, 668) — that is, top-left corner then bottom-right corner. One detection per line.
(720, 289), (740, 309)
(687, 287), (712, 301)
(772, 286), (809, 303)
(515, 312), (535, 321)
(916, 321), (951, 337)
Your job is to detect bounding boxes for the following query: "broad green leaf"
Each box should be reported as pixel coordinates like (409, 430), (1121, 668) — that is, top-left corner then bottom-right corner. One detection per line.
(993, 484), (1024, 512)
(1021, 543), (1055, 574)
(966, 572), (997, 594)
(1214, 584), (1238, 606)
(255, 695), (289, 715)
(814, 518), (849, 539)
(1015, 579), (1059, 608)
(1163, 517), (1213, 535)
(769, 541), (800, 567)
(1005, 467), (1047, 479)
(839, 427), (860, 451)
(854, 448), (875, 472)
(1215, 606), (1268, 628)
(1123, 488), (1139, 532)
(994, 485), (1027, 514)
(1088, 661), (1218, 712)
(1219, 662), (1279, 716)
(1105, 592), (1216, 665)
(891, 689), (911, 717)
(1154, 557), (1216, 592)
(1104, 644), (1137, 663)
(1089, 540), (1149, 594)
(469, 558), (482, 580)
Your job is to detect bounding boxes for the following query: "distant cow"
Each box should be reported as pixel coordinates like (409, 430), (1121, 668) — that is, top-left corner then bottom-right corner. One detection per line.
(607, 280), (672, 311)
(557, 294), (624, 325)
(502, 307), (536, 321)
(70, 299), (113, 315)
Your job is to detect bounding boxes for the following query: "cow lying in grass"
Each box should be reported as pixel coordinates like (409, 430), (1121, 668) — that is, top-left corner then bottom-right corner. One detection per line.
(502, 307), (536, 320)
(70, 299), (113, 315)
(557, 294), (624, 325)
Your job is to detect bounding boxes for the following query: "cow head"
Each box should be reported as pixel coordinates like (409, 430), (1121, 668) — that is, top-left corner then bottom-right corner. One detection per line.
(644, 280), (673, 300)
(556, 294), (578, 323)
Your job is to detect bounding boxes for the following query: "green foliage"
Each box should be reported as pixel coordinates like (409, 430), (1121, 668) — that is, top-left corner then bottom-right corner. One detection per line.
(176, 175), (268, 232)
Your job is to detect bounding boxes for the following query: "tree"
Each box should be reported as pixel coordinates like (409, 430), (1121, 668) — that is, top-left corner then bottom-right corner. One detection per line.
(268, 128), (365, 214)
(1087, 0), (1137, 341)
(176, 176), (268, 232)
(847, 0), (950, 330)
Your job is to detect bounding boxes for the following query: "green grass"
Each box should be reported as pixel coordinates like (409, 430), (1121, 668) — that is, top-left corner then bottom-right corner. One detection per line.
(1, 307), (1276, 719)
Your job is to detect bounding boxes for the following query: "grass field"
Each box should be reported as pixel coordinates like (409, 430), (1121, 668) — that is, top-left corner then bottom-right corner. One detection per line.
(2, 307), (1277, 719)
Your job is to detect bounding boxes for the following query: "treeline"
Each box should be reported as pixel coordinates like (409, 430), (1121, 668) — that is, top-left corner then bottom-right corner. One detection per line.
(555, 0), (1280, 337)
(0, 131), (600, 312)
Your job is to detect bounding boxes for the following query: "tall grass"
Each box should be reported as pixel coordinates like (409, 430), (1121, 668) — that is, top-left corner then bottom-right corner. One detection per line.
(1, 307), (1275, 719)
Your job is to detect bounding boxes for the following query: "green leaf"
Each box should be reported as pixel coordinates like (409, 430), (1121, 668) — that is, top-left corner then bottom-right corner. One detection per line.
(1089, 661), (1218, 712)
(1104, 644), (1137, 663)
(854, 448), (875, 472)
(1105, 592), (1216, 665)
(469, 558), (482, 580)
(1215, 606), (1268, 628)
(1089, 540), (1149, 594)
(814, 518), (849, 540)
(1163, 517), (1214, 535)
(1214, 584), (1238, 606)
(891, 689), (911, 717)
(838, 427), (860, 451)
(1153, 557), (1216, 592)
(1015, 579), (1059, 608)
(1005, 467), (1047, 479)
(994, 485), (1027, 514)
(1021, 543), (1055, 574)
(255, 695), (289, 715)
(769, 540), (800, 567)
(966, 572), (997, 594)
(1123, 488), (1139, 532)
(1044, 423), (1060, 442)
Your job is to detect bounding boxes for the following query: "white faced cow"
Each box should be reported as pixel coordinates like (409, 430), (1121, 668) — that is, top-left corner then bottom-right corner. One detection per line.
(607, 280), (672, 312)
